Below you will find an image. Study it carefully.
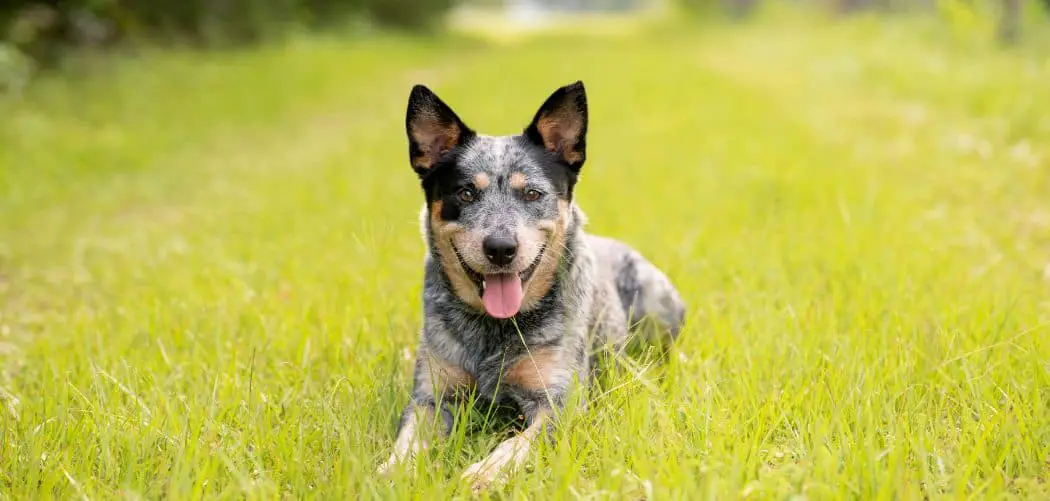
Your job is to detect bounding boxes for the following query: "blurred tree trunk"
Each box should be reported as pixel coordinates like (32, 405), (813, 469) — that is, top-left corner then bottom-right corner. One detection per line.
(723, 0), (759, 18)
(998, 0), (1021, 45)
(833, 0), (899, 14)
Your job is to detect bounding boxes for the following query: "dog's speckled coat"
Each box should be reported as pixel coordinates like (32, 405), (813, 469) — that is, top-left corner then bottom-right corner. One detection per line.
(378, 81), (685, 490)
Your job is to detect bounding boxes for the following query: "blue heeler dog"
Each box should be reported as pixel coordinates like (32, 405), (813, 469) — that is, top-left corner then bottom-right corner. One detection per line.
(378, 81), (686, 491)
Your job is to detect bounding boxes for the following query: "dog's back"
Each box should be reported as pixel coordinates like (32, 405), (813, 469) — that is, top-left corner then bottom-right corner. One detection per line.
(586, 233), (685, 347)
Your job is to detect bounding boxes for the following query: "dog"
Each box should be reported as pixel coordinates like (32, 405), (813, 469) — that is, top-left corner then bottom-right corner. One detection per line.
(378, 81), (686, 491)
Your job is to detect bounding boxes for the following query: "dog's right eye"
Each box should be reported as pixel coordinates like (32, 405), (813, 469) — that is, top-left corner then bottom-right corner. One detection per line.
(457, 188), (476, 203)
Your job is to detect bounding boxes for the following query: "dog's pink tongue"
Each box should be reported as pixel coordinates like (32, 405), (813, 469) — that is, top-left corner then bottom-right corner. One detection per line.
(482, 273), (524, 319)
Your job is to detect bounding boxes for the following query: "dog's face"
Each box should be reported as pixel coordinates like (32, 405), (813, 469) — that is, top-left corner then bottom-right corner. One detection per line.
(406, 82), (588, 319)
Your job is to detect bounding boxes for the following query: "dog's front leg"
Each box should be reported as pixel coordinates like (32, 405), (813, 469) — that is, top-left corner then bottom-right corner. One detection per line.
(461, 404), (552, 492)
(377, 398), (450, 475)
(378, 349), (472, 474)
(462, 344), (579, 491)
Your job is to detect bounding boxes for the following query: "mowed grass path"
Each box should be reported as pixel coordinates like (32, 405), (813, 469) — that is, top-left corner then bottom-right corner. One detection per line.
(2, 15), (1049, 499)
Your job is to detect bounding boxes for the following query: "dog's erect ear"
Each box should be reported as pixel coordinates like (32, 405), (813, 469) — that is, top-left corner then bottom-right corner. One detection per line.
(524, 81), (588, 171)
(406, 85), (474, 176)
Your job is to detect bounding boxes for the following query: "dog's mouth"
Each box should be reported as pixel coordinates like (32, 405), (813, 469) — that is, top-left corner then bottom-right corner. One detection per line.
(451, 243), (545, 319)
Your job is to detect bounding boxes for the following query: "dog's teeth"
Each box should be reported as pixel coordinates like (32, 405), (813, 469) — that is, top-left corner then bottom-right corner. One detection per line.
(482, 280), (487, 289)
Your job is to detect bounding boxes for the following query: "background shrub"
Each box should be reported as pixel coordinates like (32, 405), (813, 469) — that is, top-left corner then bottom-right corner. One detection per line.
(1, 0), (461, 67)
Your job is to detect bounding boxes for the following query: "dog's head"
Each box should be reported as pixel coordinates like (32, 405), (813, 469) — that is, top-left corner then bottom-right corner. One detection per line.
(406, 81), (588, 319)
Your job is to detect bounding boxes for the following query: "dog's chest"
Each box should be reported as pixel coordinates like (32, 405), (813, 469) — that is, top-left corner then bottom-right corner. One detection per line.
(436, 316), (567, 390)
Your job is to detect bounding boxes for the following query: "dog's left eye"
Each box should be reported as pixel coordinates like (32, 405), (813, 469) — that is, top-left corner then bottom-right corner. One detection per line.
(457, 188), (477, 203)
(523, 189), (543, 202)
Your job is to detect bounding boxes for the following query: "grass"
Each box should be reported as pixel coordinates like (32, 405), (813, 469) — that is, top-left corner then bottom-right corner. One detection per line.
(2, 9), (1049, 500)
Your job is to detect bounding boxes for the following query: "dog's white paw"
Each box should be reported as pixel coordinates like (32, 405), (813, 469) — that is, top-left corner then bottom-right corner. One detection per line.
(461, 437), (530, 492)
(377, 428), (431, 476)
(377, 445), (422, 476)
(376, 453), (404, 476)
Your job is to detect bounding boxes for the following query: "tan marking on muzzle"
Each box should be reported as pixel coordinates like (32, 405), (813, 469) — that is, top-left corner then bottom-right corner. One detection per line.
(520, 199), (569, 311)
(430, 200), (484, 311)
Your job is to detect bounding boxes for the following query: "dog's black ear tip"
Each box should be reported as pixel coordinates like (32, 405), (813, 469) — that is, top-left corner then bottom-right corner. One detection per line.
(562, 82), (587, 109)
(409, 84), (436, 102)
(562, 80), (585, 96)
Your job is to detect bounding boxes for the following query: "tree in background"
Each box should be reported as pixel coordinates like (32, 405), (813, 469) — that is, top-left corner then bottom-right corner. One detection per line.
(998, 0), (1021, 43)
(677, 0), (1046, 46)
(5, 0), (1050, 73)
(1, 0), (460, 67)
(725, 0), (761, 18)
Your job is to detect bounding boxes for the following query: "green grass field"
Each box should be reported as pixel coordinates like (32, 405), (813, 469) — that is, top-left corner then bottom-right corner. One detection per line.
(2, 10), (1049, 499)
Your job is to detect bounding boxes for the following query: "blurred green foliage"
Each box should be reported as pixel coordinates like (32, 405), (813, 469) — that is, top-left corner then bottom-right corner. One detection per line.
(674, 0), (1049, 48)
(2, 1), (1049, 103)
(0, 0), (459, 65)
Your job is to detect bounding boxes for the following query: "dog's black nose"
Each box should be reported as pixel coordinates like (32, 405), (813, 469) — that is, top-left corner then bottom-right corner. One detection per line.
(483, 235), (517, 267)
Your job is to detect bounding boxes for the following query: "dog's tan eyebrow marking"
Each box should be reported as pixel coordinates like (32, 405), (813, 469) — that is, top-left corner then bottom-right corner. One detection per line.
(474, 172), (490, 190)
(509, 172), (527, 190)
